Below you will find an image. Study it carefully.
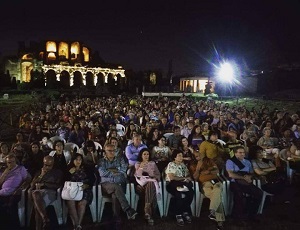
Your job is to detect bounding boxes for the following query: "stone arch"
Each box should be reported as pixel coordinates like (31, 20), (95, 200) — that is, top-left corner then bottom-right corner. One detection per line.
(45, 69), (57, 88)
(96, 72), (105, 86)
(86, 71), (94, 87)
(60, 70), (70, 88)
(73, 71), (83, 88)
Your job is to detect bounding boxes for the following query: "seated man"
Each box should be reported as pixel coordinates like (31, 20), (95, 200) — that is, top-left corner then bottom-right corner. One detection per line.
(98, 144), (137, 224)
(226, 146), (263, 221)
(29, 155), (63, 230)
(0, 154), (31, 227)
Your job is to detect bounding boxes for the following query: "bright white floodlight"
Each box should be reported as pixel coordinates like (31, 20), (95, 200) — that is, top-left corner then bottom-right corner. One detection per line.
(217, 62), (234, 82)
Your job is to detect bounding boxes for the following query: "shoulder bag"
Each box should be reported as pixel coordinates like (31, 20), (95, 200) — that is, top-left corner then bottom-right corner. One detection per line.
(61, 181), (83, 201)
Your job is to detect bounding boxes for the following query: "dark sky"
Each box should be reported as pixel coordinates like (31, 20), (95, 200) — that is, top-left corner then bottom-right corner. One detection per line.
(0, 0), (300, 76)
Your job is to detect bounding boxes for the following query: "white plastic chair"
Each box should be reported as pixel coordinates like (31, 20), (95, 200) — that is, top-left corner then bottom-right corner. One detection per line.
(27, 188), (64, 227)
(163, 132), (173, 142)
(64, 142), (80, 154)
(279, 149), (295, 184)
(194, 175), (228, 217)
(18, 188), (27, 227)
(49, 136), (66, 144)
(253, 177), (274, 214)
(130, 180), (164, 218)
(116, 124), (126, 137)
(81, 141), (102, 152)
(62, 185), (98, 223)
(162, 172), (196, 217)
(98, 183), (131, 222)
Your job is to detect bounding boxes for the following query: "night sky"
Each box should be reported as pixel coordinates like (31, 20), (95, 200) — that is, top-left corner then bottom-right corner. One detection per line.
(0, 0), (299, 76)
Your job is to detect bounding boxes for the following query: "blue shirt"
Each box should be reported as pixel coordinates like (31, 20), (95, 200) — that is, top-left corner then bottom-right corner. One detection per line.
(225, 158), (253, 182)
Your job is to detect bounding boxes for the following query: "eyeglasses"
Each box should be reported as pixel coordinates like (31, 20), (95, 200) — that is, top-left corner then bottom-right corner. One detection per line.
(106, 149), (115, 152)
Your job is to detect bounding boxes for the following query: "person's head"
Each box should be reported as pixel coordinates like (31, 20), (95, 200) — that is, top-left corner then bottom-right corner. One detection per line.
(73, 121), (80, 130)
(137, 148), (152, 162)
(173, 126), (181, 136)
(179, 136), (189, 147)
(0, 142), (9, 154)
(248, 145), (264, 160)
(70, 153), (84, 169)
(187, 120), (194, 129)
(16, 132), (24, 141)
(263, 127), (271, 136)
(233, 146), (246, 160)
(53, 140), (65, 153)
(208, 130), (218, 142)
(104, 143), (115, 160)
(84, 140), (96, 153)
(43, 155), (54, 172)
(157, 134), (167, 146)
(227, 130), (237, 140)
(30, 141), (40, 154)
(133, 133), (142, 146)
(109, 137), (119, 147)
(5, 154), (17, 169)
(191, 125), (201, 135)
(201, 122), (209, 131)
(171, 149), (183, 163)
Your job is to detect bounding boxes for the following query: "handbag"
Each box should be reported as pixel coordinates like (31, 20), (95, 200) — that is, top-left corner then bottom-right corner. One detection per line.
(61, 181), (84, 201)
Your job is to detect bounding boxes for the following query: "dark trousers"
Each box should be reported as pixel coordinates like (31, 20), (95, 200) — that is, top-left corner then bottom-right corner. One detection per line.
(0, 195), (21, 228)
(230, 182), (263, 219)
(166, 181), (194, 216)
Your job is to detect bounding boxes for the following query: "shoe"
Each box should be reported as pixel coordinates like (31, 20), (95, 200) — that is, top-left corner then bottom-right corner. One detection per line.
(147, 218), (154, 226)
(182, 212), (192, 224)
(126, 208), (138, 220)
(208, 213), (217, 222)
(176, 215), (184, 227)
(217, 222), (224, 230)
(76, 225), (82, 230)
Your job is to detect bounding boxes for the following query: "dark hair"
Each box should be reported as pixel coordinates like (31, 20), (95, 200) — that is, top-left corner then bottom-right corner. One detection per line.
(83, 140), (96, 154)
(233, 146), (245, 154)
(30, 141), (40, 149)
(53, 140), (65, 148)
(137, 148), (152, 162)
(67, 153), (84, 170)
(157, 134), (166, 141)
(171, 149), (183, 161)
(248, 145), (263, 160)
(208, 130), (218, 139)
(178, 136), (188, 149)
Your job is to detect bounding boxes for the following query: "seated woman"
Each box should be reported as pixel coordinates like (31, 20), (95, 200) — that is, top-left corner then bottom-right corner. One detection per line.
(249, 145), (285, 195)
(151, 134), (172, 172)
(178, 136), (195, 167)
(26, 141), (45, 178)
(134, 148), (161, 225)
(282, 140), (300, 174)
(257, 127), (281, 167)
(187, 125), (205, 150)
(66, 153), (95, 230)
(165, 149), (194, 227)
(189, 152), (225, 230)
(79, 140), (101, 168)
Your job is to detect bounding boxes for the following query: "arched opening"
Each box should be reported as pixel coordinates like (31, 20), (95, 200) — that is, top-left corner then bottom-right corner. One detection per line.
(45, 69), (57, 88)
(60, 70), (70, 88)
(73, 71), (83, 88)
(86, 71), (94, 88)
(96, 73), (105, 86)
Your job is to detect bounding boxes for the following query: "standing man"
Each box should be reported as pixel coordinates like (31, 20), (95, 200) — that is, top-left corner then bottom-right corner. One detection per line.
(98, 144), (137, 225)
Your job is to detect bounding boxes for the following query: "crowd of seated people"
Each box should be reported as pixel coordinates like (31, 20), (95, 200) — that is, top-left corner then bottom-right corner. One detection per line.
(0, 94), (299, 229)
